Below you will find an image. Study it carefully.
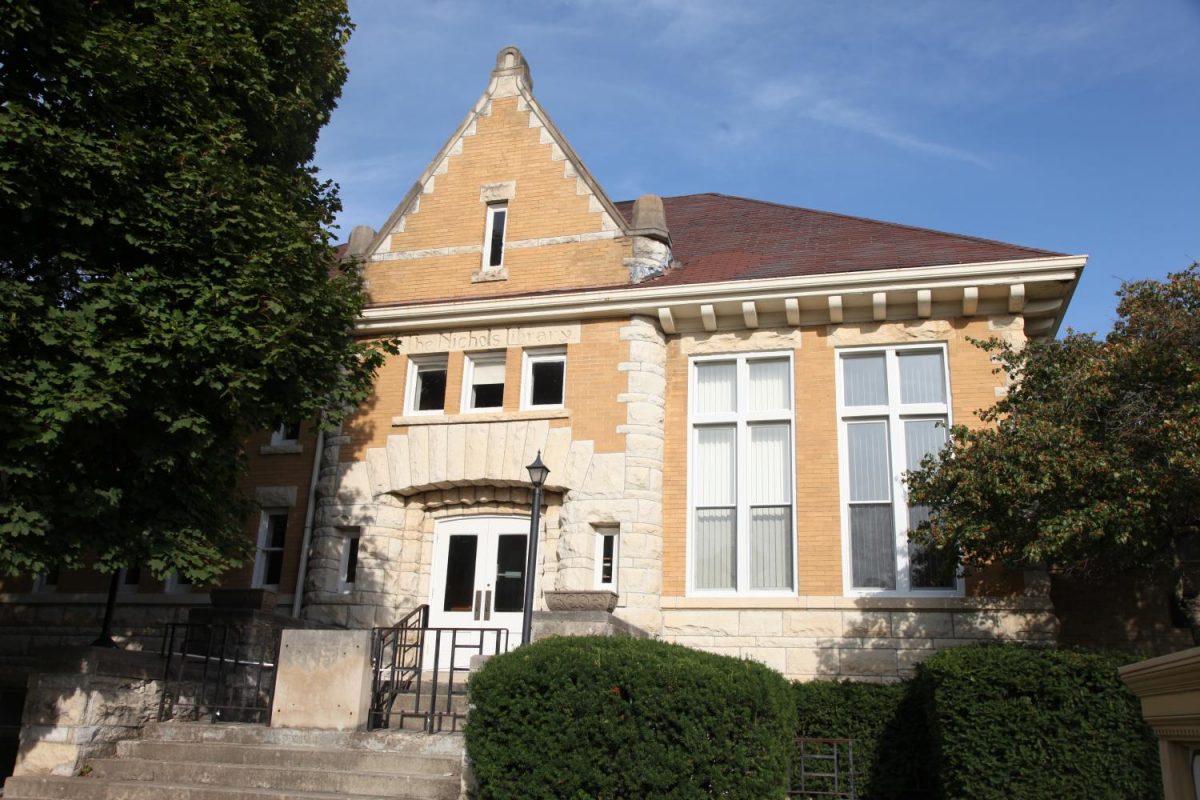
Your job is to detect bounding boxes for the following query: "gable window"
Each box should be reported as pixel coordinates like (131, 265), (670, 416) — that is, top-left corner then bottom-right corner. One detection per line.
(484, 202), (507, 269)
(838, 345), (959, 594)
(462, 352), (506, 411)
(253, 510), (288, 589)
(271, 420), (301, 445)
(405, 356), (448, 415)
(689, 353), (795, 594)
(521, 348), (566, 409)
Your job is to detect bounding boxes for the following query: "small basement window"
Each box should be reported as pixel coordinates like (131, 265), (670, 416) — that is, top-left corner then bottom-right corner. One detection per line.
(484, 202), (507, 269)
(522, 349), (566, 409)
(463, 352), (506, 412)
(271, 420), (301, 445)
(405, 357), (448, 415)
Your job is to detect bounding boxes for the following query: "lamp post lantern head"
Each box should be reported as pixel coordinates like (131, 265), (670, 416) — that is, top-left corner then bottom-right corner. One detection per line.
(526, 451), (549, 488)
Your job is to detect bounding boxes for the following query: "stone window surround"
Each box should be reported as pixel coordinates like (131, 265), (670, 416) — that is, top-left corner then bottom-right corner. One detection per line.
(835, 342), (964, 598)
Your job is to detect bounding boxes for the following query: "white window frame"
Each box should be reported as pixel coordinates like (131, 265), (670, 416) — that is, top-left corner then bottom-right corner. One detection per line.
(252, 509), (288, 589)
(337, 529), (361, 594)
(404, 355), (449, 416)
(164, 572), (193, 594)
(835, 343), (964, 597)
(594, 526), (619, 591)
(461, 351), (507, 413)
(482, 202), (508, 270)
(686, 351), (798, 597)
(270, 420), (301, 446)
(520, 348), (567, 410)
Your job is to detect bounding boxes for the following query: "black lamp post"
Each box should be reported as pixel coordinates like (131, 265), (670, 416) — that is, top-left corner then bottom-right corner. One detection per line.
(521, 451), (549, 646)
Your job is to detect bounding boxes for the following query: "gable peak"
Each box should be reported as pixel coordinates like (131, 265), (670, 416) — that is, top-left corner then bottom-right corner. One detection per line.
(493, 46), (532, 91)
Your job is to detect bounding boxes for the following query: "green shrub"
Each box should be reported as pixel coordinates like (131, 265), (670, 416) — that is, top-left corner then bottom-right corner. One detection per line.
(915, 644), (1162, 800)
(793, 680), (930, 798)
(466, 636), (796, 799)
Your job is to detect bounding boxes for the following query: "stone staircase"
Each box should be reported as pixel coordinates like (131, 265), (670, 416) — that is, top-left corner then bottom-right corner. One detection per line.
(3, 722), (466, 799)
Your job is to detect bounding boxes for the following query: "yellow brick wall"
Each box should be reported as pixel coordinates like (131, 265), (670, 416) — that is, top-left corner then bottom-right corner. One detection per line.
(340, 318), (630, 462)
(662, 318), (1018, 599)
(363, 95), (631, 305)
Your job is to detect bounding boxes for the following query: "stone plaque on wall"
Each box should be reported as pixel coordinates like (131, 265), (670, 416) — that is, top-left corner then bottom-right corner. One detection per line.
(395, 323), (581, 354)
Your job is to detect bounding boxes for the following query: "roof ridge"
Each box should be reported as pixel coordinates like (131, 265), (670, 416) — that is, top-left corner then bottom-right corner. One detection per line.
(621, 192), (1063, 257)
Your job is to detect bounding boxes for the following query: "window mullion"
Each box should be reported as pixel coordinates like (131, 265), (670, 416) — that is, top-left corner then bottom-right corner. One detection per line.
(736, 358), (748, 593)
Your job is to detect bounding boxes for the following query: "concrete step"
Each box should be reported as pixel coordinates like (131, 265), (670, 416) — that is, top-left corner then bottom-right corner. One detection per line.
(86, 758), (460, 799)
(2, 775), (402, 800)
(116, 740), (459, 776)
(140, 722), (464, 758)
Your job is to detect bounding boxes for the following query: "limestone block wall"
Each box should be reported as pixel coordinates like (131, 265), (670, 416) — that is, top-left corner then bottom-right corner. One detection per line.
(663, 597), (1059, 682)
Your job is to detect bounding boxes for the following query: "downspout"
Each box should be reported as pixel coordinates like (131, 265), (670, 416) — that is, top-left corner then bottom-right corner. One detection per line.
(292, 421), (325, 618)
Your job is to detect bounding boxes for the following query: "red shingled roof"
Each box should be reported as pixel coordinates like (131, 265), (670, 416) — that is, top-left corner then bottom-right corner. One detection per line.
(614, 193), (1063, 287)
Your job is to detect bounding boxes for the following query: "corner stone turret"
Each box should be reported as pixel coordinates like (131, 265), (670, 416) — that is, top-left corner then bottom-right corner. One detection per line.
(625, 194), (672, 283)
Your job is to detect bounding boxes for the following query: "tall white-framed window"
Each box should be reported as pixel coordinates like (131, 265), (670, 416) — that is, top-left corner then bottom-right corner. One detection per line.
(483, 202), (508, 269)
(461, 352), (506, 412)
(688, 352), (796, 595)
(404, 356), (448, 415)
(594, 525), (619, 591)
(253, 510), (288, 589)
(338, 528), (361, 594)
(521, 348), (566, 410)
(271, 420), (301, 446)
(837, 344), (960, 595)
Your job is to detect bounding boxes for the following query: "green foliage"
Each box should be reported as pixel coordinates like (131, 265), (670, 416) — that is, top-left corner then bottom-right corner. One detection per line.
(793, 680), (930, 799)
(907, 265), (1200, 581)
(465, 636), (796, 799)
(914, 644), (1161, 800)
(0, 0), (389, 580)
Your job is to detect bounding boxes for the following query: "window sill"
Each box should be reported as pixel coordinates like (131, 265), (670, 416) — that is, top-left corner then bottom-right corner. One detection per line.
(665, 595), (1051, 611)
(471, 267), (508, 283)
(392, 409), (570, 427)
(259, 443), (303, 456)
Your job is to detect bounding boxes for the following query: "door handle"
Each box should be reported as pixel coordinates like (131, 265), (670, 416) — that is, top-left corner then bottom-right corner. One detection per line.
(473, 590), (482, 621)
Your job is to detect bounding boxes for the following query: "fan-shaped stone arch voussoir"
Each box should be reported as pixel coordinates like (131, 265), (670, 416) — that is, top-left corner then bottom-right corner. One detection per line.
(364, 420), (592, 498)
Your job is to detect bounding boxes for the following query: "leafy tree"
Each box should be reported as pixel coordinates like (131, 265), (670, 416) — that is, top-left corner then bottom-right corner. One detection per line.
(907, 265), (1200, 636)
(0, 0), (387, 583)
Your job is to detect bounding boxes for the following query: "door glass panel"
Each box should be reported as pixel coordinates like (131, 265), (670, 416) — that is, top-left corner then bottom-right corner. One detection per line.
(493, 534), (527, 613)
(442, 534), (478, 612)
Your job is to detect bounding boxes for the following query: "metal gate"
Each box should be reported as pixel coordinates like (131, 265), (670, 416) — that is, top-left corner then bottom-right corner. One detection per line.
(158, 622), (282, 724)
(789, 737), (858, 799)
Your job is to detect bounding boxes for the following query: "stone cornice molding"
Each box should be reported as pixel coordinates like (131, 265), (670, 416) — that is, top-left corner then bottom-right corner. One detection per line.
(1120, 646), (1200, 697)
(358, 255), (1086, 339)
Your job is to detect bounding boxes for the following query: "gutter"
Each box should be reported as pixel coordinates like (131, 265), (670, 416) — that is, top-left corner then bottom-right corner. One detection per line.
(292, 421), (325, 618)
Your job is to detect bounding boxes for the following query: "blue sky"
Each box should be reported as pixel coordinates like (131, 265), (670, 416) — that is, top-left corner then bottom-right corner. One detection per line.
(315, 0), (1200, 334)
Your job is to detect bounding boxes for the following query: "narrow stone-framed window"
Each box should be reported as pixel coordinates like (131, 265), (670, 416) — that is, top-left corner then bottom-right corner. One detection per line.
(483, 202), (507, 269)
(837, 344), (960, 595)
(521, 348), (566, 410)
(405, 355), (448, 415)
(338, 528), (361, 594)
(594, 526), (619, 591)
(253, 510), (288, 589)
(462, 351), (506, 412)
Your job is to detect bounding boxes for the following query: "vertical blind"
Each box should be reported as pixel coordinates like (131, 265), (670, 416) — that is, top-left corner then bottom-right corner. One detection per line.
(843, 354), (888, 406)
(695, 361), (736, 413)
(694, 426), (736, 590)
(899, 351), (946, 404)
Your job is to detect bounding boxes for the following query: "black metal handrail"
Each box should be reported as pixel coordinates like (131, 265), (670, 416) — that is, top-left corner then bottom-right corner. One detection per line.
(790, 737), (858, 799)
(157, 622), (281, 725)
(369, 606), (510, 733)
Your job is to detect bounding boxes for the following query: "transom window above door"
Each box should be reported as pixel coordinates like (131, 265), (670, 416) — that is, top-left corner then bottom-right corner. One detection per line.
(837, 345), (960, 595)
(689, 353), (795, 595)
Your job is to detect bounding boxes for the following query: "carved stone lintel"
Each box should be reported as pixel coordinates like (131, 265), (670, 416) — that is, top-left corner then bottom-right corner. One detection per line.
(543, 590), (619, 613)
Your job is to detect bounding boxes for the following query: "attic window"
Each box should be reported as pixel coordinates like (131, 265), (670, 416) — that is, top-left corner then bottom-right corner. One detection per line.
(484, 202), (507, 268)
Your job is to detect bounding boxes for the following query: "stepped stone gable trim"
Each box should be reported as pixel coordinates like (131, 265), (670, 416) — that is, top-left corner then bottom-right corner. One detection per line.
(360, 46), (628, 265)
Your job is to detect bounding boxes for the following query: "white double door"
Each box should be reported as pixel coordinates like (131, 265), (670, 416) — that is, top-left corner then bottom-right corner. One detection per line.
(427, 516), (530, 668)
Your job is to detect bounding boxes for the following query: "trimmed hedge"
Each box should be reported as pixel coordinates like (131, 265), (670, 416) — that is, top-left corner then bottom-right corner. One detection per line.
(793, 680), (930, 798)
(915, 644), (1162, 800)
(466, 636), (795, 799)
